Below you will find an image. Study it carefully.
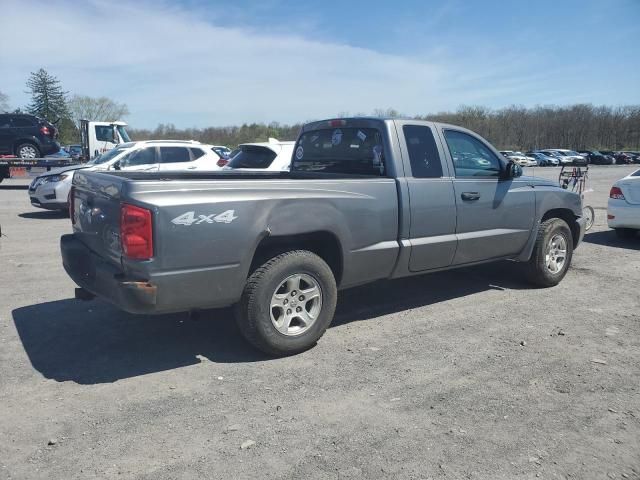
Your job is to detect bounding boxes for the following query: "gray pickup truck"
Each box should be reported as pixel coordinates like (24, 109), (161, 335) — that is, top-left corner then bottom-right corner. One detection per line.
(61, 118), (586, 355)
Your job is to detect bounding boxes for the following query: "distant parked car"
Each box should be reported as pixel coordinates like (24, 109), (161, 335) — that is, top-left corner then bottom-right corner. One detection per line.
(614, 152), (635, 165)
(541, 149), (587, 166)
(45, 148), (70, 158)
(0, 113), (61, 158)
(527, 151), (559, 166)
(578, 150), (614, 165)
(500, 150), (536, 167)
(224, 138), (295, 171)
(619, 151), (640, 164)
(608, 168), (640, 238)
(66, 144), (82, 160)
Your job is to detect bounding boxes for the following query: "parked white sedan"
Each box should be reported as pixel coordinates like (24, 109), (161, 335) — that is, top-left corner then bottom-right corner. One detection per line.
(608, 169), (640, 238)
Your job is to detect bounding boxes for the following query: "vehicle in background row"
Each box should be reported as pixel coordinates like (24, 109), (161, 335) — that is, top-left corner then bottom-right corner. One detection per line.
(0, 113), (60, 158)
(540, 149), (587, 166)
(526, 152), (559, 166)
(608, 168), (640, 238)
(66, 144), (82, 160)
(211, 145), (232, 158)
(618, 151), (640, 164)
(499, 151), (537, 167)
(79, 119), (131, 161)
(578, 150), (614, 165)
(62, 117), (586, 356)
(224, 138), (295, 171)
(29, 140), (223, 211)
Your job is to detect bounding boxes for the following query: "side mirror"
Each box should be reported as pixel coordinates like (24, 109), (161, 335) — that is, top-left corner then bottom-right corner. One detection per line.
(504, 160), (522, 179)
(112, 160), (121, 171)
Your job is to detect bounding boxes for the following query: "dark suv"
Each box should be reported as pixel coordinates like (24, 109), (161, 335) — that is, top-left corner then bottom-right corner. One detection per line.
(0, 114), (60, 158)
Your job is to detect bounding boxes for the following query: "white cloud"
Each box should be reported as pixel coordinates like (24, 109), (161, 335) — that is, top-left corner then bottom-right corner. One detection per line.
(0, 0), (602, 127)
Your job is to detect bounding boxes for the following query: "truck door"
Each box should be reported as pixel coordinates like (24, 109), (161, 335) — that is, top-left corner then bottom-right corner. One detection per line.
(440, 128), (535, 265)
(398, 122), (458, 272)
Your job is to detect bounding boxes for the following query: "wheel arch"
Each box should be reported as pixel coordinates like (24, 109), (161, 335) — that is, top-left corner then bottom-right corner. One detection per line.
(541, 208), (580, 247)
(249, 231), (344, 286)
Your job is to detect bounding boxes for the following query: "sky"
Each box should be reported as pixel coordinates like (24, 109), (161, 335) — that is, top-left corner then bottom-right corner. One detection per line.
(1, 0), (639, 128)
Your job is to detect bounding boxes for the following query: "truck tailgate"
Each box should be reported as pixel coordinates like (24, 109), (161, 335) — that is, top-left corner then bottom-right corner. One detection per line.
(71, 171), (129, 266)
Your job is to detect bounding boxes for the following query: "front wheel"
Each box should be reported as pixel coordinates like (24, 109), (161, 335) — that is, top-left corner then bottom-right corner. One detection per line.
(524, 218), (574, 287)
(235, 250), (337, 356)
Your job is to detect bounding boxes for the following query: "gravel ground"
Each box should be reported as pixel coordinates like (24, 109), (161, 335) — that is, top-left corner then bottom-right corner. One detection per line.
(1, 166), (639, 480)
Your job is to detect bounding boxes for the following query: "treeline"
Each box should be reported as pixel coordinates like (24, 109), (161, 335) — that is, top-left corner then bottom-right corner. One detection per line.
(129, 104), (640, 151)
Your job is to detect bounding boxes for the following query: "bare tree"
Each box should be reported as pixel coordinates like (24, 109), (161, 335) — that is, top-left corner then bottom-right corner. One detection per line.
(68, 95), (129, 127)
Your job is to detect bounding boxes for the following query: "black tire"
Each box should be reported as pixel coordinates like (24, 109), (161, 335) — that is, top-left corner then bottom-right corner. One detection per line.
(15, 142), (41, 159)
(615, 228), (637, 239)
(524, 218), (573, 287)
(235, 250), (337, 356)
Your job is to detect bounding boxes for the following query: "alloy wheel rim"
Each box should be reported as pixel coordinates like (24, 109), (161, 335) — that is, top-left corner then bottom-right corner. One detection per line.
(270, 273), (322, 336)
(20, 146), (37, 158)
(545, 233), (568, 274)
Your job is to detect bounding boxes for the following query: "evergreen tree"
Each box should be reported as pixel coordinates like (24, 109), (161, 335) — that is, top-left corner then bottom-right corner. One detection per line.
(25, 68), (69, 121)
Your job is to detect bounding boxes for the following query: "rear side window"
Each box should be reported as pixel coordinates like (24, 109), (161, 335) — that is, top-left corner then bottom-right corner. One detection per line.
(227, 146), (277, 169)
(12, 117), (35, 127)
(403, 125), (443, 178)
(189, 147), (206, 160)
(160, 147), (191, 163)
(294, 128), (385, 176)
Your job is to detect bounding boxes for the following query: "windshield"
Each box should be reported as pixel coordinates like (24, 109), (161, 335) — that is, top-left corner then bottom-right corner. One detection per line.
(117, 125), (131, 143)
(88, 147), (128, 165)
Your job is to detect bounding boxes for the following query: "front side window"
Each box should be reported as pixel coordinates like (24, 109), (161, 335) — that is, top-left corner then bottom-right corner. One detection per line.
(403, 125), (443, 178)
(293, 127), (385, 176)
(121, 147), (156, 167)
(95, 125), (114, 142)
(160, 147), (191, 163)
(443, 130), (502, 177)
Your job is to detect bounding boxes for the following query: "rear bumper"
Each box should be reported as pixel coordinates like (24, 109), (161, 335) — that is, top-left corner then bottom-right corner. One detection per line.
(608, 200), (640, 229)
(61, 233), (244, 314)
(61, 234), (158, 314)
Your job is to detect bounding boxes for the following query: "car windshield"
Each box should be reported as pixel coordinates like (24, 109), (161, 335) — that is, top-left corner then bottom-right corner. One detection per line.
(117, 125), (131, 143)
(88, 147), (128, 165)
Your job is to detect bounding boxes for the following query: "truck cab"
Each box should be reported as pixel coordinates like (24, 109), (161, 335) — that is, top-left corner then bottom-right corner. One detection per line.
(79, 120), (131, 161)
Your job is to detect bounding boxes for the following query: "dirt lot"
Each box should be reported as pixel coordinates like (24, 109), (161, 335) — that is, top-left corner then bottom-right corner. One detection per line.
(1, 166), (639, 480)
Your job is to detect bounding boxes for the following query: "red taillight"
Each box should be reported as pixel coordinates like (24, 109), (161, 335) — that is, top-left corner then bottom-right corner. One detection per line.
(217, 158), (229, 167)
(69, 186), (75, 224)
(40, 126), (50, 136)
(120, 204), (153, 259)
(607, 214), (615, 220)
(609, 186), (625, 200)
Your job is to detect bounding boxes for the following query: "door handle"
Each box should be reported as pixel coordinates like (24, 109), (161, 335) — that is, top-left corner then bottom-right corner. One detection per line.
(461, 192), (480, 201)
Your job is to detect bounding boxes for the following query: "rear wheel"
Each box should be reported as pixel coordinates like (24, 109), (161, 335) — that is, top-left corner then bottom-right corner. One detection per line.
(524, 218), (573, 287)
(615, 228), (637, 239)
(16, 143), (40, 159)
(235, 250), (337, 356)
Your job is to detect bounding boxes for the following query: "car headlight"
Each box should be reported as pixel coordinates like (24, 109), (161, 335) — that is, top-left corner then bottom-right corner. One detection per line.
(42, 173), (69, 183)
